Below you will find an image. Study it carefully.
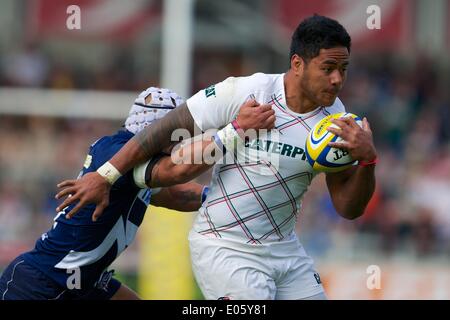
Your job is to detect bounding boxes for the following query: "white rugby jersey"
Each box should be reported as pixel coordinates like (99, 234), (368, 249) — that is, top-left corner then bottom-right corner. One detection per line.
(187, 73), (345, 244)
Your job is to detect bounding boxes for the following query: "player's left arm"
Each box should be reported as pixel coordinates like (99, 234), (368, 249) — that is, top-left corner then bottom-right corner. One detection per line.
(135, 99), (276, 189)
(325, 117), (377, 220)
(132, 139), (213, 211)
(151, 183), (207, 212)
(141, 139), (215, 188)
(56, 98), (274, 220)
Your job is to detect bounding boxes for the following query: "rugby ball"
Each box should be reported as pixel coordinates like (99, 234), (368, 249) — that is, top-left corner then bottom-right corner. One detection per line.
(305, 112), (362, 172)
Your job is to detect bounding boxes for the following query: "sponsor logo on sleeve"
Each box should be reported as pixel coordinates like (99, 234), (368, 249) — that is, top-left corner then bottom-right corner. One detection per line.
(204, 85), (216, 98)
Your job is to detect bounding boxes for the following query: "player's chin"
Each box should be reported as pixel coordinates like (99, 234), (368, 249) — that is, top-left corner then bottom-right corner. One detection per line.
(318, 93), (337, 107)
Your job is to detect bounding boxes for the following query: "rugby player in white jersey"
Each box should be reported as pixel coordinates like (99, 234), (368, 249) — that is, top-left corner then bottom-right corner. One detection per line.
(56, 15), (377, 300)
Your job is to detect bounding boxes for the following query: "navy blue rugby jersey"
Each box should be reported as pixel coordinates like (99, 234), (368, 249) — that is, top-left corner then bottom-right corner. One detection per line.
(23, 129), (154, 289)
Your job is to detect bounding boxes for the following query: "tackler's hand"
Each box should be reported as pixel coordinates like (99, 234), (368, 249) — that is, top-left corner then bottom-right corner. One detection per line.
(55, 172), (111, 221)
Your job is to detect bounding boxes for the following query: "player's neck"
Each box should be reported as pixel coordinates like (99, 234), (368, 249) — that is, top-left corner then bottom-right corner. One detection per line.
(283, 71), (319, 114)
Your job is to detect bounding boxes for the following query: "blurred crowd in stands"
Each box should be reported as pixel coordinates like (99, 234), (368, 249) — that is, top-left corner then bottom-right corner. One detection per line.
(1, 44), (449, 267)
(0, 42), (155, 91)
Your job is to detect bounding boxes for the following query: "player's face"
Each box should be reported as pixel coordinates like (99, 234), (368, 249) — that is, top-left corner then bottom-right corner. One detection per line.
(301, 47), (349, 106)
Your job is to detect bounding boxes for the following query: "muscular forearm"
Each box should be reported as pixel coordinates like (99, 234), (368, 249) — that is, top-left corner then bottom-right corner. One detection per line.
(110, 103), (197, 174)
(328, 166), (376, 220)
(168, 183), (204, 212)
(151, 139), (216, 187)
(151, 157), (211, 188)
(152, 183), (204, 212)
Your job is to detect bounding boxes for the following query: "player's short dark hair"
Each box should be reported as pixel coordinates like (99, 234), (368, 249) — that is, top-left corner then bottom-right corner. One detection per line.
(289, 15), (351, 64)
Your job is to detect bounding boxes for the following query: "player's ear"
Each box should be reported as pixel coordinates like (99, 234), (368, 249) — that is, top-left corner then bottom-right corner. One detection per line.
(290, 54), (304, 75)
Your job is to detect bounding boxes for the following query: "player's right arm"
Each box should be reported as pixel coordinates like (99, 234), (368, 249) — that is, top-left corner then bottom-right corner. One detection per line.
(56, 86), (275, 220)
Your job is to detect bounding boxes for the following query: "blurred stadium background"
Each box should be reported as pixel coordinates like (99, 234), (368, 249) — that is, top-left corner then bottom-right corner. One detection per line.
(0, 0), (449, 299)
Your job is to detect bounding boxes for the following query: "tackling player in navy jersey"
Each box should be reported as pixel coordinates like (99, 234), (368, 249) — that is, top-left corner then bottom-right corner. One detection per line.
(0, 86), (275, 300)
(0, 87), (213, 300)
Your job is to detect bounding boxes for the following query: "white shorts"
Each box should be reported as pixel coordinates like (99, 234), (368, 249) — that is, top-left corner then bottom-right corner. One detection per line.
(188, 230), (325, 300)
